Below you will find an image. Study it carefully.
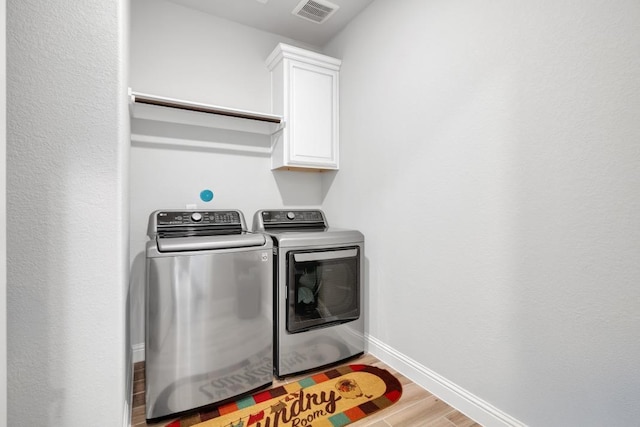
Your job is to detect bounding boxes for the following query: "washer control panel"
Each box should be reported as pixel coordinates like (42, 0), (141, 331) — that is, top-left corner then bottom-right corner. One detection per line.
(156, 210), (241, 226)
(150, 210), (246, 238)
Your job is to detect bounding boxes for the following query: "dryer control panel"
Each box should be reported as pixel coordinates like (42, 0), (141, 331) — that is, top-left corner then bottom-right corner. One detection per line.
(254, 210), (327, 231)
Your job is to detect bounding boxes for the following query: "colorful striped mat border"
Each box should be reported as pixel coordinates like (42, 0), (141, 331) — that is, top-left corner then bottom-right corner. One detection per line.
(166, 364), (402, 427)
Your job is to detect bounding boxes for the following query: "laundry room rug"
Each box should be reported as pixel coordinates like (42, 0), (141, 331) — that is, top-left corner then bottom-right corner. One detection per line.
(166, 364), (402, 427)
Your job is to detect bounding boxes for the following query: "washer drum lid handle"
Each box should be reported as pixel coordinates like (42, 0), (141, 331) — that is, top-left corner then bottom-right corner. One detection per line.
(156, 233), (266, 252)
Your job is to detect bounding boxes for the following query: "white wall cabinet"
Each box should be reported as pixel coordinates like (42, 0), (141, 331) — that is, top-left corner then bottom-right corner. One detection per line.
(267, 44), (341, 171)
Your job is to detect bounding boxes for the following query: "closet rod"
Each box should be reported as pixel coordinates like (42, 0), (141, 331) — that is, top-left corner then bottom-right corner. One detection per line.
(130, 91), (282, 124)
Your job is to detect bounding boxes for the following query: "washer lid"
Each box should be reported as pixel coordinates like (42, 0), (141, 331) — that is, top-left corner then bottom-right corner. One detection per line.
(156, 233), (266, 252)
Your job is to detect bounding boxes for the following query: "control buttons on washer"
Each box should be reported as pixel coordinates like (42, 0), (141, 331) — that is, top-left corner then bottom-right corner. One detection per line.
(286, 211), (295, 220)
(191, 212), (203, 222)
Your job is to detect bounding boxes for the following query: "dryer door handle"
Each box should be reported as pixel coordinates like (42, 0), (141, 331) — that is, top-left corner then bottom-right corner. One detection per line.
(293, 248), (358, 262)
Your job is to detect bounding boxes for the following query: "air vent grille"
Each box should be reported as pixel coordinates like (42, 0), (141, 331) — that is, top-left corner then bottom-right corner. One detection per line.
(292, 0), (339, 24)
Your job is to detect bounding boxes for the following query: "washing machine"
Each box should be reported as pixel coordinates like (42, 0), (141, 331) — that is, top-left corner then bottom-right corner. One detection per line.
(145, 209), (272, 420)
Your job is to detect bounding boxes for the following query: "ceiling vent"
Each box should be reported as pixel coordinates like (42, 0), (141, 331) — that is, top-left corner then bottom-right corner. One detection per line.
(292, 0), (340, 24)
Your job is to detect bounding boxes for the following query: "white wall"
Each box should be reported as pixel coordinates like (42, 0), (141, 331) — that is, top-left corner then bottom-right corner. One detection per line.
(7, 0), (128, 425)
(323, 0), (640, 426)
(128, 0), (326, 353)
(1, 0), (6, 424)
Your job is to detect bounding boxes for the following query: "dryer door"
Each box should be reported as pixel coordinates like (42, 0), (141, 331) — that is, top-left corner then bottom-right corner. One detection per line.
(285, 247), (360, 333)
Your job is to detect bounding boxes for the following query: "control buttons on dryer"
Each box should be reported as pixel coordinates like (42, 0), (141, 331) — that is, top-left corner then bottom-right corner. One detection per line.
(286, 212), (296, 220)
(191, 212), (203, 222)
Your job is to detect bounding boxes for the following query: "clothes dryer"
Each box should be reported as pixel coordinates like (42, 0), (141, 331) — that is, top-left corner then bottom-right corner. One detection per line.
(253, 209), (364, 378)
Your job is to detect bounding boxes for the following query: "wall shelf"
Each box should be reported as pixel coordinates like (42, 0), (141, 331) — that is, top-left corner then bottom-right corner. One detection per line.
(129, 90), (285, 136)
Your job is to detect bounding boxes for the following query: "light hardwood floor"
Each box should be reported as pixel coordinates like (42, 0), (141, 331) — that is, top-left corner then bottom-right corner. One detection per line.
(131, 353), (482, 427)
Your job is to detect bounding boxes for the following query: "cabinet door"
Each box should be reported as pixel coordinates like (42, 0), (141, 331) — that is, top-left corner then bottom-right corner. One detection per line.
(287, 61), (338, 169)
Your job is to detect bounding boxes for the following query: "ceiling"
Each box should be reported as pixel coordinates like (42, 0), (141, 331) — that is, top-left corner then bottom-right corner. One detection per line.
(164, 0), (374, 46)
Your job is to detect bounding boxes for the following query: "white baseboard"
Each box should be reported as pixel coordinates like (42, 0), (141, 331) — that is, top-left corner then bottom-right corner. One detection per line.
(365, 334), (526, 427)
(123, 399), (130, 427)
(124, 340), (134, 427)
(132, 343), (145, 364)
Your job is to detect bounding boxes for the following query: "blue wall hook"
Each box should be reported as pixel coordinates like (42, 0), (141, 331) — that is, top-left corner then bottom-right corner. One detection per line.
(200, 189), (214, 202)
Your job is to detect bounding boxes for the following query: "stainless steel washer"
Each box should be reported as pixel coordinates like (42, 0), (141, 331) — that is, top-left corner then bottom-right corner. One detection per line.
(253, 209), (364, 378)
(145, 210), (272, 420)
